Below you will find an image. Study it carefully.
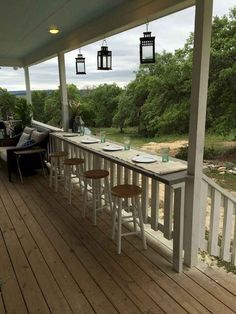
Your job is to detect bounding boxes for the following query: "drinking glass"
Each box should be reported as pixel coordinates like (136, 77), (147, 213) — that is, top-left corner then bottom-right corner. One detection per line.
(100, 131), (106, 143)
(124, 136), (131, 150)
(160, 146), (170, 162)
(80, 126), (85, 136)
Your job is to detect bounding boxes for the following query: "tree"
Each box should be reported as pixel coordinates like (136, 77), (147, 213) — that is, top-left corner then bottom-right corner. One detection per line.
(0, 88), (16, 120)
(14, 98), (32, 126)
(207, 7), (236, 133)
(32, 90), (48, 122)
(88, 84), (123, 127)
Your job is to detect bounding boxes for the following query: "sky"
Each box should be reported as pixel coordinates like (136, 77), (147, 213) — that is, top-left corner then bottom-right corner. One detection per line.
(0, 0), (235, 91)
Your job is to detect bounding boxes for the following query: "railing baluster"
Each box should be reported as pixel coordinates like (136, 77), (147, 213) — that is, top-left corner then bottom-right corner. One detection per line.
(221, 198), (233, 262)
(141, 176), (149, 223)
(164, 185), (174, 240)
(172, 183), (185, 272)
(199, 180), (208, 250)
(208, 188), (221, 256)
(132, 171), (139, 185)
(151, 179), (159, 231)
(231, 205), (236, 266)
(117, 165), (123, 185)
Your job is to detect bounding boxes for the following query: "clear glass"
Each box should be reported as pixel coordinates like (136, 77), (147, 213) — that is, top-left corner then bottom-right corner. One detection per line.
(77, 62), (85, 73)
(100, 131), (106, 143)
(142, 45), (153, 60)
(80, 126), (85, 136)
(160, 147), (170, 162)
(123, 136), (131, 150)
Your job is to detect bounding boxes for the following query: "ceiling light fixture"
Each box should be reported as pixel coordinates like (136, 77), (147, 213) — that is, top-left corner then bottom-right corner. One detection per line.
(49, 25), (60, 35)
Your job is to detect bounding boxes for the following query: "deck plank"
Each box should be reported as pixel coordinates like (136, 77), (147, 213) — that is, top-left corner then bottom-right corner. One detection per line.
(32, 178), (169, 313)
(41, 177), (210, 314)
(0, 170), (236, 314)
(0, 184), (51, 313)
(185, 267), (236, 312)
(15, 181), (119, 314)
(3, 178), (95, 314)
(0, 295), (6, 314)
(29, 177), (158, 313)
(39, 174), (236, 314)
(0, 230), (28, 314)
(197, 263), (236, 296)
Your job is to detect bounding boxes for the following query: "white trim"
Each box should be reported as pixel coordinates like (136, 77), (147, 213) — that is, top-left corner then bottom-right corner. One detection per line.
(58, 52), (69, 131)
(24, 66), (32, 105)
(184, 0), (213, 267)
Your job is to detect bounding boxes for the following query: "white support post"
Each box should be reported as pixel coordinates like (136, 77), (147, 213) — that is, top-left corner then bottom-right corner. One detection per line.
(58, 52), (69, 131)
(184, 0), (213, 267)
(24, 66), (32, 105)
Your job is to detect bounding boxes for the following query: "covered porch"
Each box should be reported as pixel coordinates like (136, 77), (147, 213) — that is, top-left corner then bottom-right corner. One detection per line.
(1, 169), (236, 313)
(1, 1), (236, 311)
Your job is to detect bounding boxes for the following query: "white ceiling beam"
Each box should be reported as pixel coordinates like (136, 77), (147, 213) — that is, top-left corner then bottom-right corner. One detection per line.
(23, 0), (195, 66)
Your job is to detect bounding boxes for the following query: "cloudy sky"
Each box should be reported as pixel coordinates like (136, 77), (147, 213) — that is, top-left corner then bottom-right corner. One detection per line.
(0, 0), (235, 91)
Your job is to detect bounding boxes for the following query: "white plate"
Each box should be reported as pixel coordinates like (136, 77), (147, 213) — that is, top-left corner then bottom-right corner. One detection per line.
(63, 133), (78, 137)
(132, 155), (157, 163)
(81, 138), (100, 144)
(102, 145), (123, 151)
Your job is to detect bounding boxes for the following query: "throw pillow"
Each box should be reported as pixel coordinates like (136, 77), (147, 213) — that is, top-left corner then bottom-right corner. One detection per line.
(16, 132), (30, 147)
(20, 139), (35, 147)
(31, 130), (48, 143)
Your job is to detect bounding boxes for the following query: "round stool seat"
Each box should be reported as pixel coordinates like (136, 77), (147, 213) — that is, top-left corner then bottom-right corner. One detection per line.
(84, 169), (109, 179)
(49, 151), (67, 158)
(64, 158), (84, 166)
(111, 184), (142, 198)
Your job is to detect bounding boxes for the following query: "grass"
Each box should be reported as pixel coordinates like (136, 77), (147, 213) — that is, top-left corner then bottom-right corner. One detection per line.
(91, 127), (235, 148)
(206, 170), (236, 192)
(91, 127), (187, 147)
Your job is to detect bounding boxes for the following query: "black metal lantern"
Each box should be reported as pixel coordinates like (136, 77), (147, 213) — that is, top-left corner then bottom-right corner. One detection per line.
(75, 50), (86, 74)
(97, 40), (112, 70)
(139, 24), (155, 64)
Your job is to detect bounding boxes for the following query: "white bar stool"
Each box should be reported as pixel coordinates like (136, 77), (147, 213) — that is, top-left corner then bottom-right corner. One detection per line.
(83, 169), (112, 225)
(64, 157), (84, 203)
(111, 184), (147, 254)
(49, 151), (67, 191)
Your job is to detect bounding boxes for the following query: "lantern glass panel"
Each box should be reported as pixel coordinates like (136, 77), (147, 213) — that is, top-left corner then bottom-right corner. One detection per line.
(77, 62), (85, 73)
(107, 57), (111, 68)
(142, 45), (153, 60)
(102, 55), (107, 68)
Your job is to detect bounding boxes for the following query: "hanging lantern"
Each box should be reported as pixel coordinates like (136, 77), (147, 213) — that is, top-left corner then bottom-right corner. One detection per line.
(139, 23), (155, 64)
(97, 40), (112, 70)
(75, 49), (86, 74)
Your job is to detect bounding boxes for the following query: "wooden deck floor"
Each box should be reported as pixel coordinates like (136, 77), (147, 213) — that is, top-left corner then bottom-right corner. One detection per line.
(1, 170), (236, 313)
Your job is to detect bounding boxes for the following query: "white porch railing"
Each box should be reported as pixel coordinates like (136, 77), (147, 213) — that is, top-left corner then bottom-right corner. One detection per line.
(199, 174), (236, 265)
(35, 121), (236, 269)
(31, 119), (63, 132)
(50, 134), (185, 272)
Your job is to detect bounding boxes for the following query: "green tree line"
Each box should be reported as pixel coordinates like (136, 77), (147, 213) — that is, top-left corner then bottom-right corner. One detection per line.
(1, 7), (235, 136)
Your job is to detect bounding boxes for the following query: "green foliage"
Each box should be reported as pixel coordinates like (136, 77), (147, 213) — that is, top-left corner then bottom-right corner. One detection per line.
(14, 98), (32, 126)
(207, 8), (236, 134)
(32, 90), (48, 122)
(88, 84), (123, 127)
(0, 88), (16, 119)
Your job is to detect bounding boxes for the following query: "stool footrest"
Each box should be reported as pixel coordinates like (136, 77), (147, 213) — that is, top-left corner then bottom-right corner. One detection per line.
(121, 231), (140, 237)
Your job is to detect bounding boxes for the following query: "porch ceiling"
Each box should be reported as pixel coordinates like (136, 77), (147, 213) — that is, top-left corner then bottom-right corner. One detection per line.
(0, 0), (194, 67)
